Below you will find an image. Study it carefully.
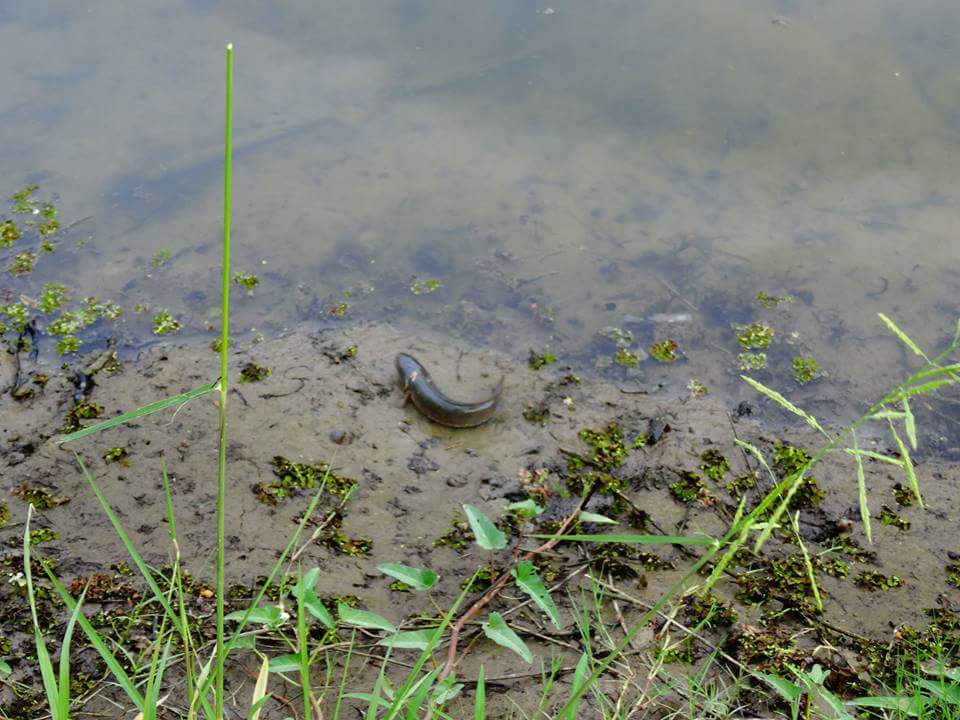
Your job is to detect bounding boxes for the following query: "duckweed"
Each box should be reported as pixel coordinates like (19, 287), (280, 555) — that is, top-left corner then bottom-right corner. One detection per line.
(239, 362), (270, 383)
(699, 448), (730, 481)
(152, 310), (182, 335)
(735, 322), (774, 349)
(876, 505), (910, 531)
(649, 339), (678, 362)
(614, 348), (641, 366)
(792, 356), (820, 384)
(410, 278), (441, 295)
(738, 352), (767, 370)
(528, 349), (556, 370)
(669, 471), (705, 503)
(855, 570), (904, 591)
(234, 271), (259, 290)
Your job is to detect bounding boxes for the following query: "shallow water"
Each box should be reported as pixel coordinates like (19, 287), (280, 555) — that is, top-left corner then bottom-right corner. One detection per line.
(3, 0), (960, 442)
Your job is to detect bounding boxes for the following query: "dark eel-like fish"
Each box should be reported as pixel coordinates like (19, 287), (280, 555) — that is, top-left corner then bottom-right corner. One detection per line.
(395, 353), (503, 428)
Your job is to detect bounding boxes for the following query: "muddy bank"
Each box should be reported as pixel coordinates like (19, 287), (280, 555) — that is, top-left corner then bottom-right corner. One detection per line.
(1, 321), (959, 716)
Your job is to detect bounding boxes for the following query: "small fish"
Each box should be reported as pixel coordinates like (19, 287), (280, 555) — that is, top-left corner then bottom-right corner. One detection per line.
(395, 353), (503, 428)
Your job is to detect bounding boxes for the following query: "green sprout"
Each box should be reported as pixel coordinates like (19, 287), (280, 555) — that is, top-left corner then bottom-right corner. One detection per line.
(150, 248), (172, 268)
(103, 447), (129, 464)
(528, 349), (556, 370)
(234, 271), (259, 290)
(37, 284), (67, 313)
(686, 378), (708, 397)
(649, 339), (678, 363)
(735, 322), (774, 349)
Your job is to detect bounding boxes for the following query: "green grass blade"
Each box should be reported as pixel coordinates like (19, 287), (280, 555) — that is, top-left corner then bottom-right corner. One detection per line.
(474, 666), (485, 720)
(24, 506), (61, 714)
(842, 447), (904, 467)
(529, 533), (714, 546)
(43, 565), (144, 709)
(741, 376), (829, 437)
(753, 470), (807, 553)
(733, 438), (779, 484)
(878, 313), (928, 360)
(889, 419), (923, 509)
(790, 511), (822, 613)
(57, 585), (86, 720)
(884, 379), (953, 402)
(54, 380), (218, 444)
(74, 453), (183, 634)
(297, 566), (312, 720)
(851, 430), (872, 544)
(902, 397), (917, 450)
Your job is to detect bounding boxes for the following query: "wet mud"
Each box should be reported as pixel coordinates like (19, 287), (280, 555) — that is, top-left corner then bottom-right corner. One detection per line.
(1, 322), (959, 717)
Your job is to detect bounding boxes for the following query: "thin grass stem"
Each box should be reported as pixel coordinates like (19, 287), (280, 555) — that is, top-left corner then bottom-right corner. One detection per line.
(214, 42), (234, 720)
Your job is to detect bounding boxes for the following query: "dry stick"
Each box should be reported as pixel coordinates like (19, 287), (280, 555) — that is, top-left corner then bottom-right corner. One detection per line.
(437, 486), (596, 680)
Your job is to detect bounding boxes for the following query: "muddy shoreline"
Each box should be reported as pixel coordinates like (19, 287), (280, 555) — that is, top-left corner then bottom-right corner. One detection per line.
(2, 321), (959, 717)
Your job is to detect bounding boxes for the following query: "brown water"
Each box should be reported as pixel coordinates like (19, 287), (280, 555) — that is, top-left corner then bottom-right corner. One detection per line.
(3, 0), (960, 441)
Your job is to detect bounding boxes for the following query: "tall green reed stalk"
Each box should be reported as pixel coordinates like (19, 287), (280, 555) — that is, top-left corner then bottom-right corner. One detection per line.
(214, 41), (234, 720)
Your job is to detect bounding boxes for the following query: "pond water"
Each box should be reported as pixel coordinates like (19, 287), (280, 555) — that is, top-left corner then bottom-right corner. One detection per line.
(3, 0), (960, 447)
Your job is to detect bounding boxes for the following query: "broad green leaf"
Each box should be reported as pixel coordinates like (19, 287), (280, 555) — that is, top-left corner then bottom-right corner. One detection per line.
(506, 499), (543, 517)
(268, 653), (303, 673)
(878, 313), (927, 360)
(463, 504), (507, 550)
(377, 563), (438, 592)
(431, 680), (463, 706)
(530, 533), (714, 546)
(754, 671), (803, 703)
(378, 629), (436, 650)
(338, 603), (396, 633)
(918, 679), (960, 705)
(848, 695), (925, 716)
(512, 560), (561, 629)
(344, 692), (391, 709)
(291, 566), (335, 627)
(482, 612), (532, 664)
(55, 379), (219, 444)
(579, 511), (618, 525)
(0, 661), (10, 675)
(226, 606), (287, 629)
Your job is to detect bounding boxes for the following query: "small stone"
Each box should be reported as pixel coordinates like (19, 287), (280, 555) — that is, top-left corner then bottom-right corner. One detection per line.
(329, 429), (352, 445)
